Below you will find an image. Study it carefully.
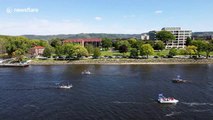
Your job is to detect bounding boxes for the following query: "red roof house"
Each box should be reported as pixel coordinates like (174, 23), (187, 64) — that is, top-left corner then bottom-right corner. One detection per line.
(30, 46), (45, 56)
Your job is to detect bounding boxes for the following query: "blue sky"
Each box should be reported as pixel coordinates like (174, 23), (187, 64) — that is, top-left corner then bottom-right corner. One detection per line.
(0, 0), (213, 35)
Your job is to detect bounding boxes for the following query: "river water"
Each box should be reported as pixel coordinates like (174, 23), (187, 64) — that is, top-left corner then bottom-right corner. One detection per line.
(0, 64), (212, 120)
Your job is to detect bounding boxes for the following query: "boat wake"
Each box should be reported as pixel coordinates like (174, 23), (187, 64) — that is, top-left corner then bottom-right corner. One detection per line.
(165, 111), (181, 117)
(0, 86), (63, 91)
(112, 101), (142, 104)
(182, 102), (213, 106)
(192, 109), (211, 112)
(23, 104), (40, 109)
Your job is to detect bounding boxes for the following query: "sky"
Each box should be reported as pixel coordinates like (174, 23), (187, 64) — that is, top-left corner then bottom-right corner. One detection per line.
(0, 0), (213, 35)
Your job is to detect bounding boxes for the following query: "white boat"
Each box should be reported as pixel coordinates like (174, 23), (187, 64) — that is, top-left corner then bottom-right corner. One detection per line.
(172, 75), (187, 83)
(81, 70), (91, 75)
(58, 84), (72, 89)
(158, 94), (179, 104)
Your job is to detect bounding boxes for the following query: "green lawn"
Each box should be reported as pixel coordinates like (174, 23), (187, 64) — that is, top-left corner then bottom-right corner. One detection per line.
(101, 50), (130, 56)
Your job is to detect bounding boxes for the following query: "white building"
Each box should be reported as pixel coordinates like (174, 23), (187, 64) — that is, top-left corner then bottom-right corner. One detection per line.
(141, 33), (150, 40)
(162, 27), (192, 49)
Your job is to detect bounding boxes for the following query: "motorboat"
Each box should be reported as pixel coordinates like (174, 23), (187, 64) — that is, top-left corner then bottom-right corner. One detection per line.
(172, 75), (187, 83)
(58, 84), (72, 89)
(158, 94), (179, 104)
(81, 70), (91, 75)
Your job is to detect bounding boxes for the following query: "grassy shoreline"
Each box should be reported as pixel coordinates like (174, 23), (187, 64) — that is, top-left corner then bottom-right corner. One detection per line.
(29, 58), (213, 65)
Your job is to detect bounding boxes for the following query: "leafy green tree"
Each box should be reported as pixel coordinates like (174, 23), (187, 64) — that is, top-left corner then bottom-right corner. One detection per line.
(154, 40), (165, 51)
(119, 45), (128, 54)
(93, 47), (101, 58)
(156, 31), (175, 43)
(73, 45), (89, 58)
(49, 38), (62, 48)
(14, 49), (25, 62)
(136, 40), (144, 50)
(168, 48), (177, 57)
(30, 39), (49, 48)
(128, 38), (138, 48)
(114, 40), (131, 50)
(64, 44), (75, 57)
(145, 41), (155, 47)
(43, 46), (54, 57)
(178, 49), (187, 55)
(186, 45), (197, 58)
(5, 36), (30, 57)
(191, 40), (206, 57)
(140, 44), (154, 59)
(203, 41), (213, 59)
(130, 48), (138, 58)
(101, 38), (112, 50)
(0, 37), (7, 54)
(55, 46), (65, 56)
(185, 37), (192, 46)
(85, 44), (94, 55)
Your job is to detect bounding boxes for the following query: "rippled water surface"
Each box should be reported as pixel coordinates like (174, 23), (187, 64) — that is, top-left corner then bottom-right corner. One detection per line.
(0, 64), (212, 120)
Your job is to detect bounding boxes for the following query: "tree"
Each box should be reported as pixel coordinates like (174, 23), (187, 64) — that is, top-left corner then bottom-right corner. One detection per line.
(64, 44), (75, 57)
(168, 48), (177, 57)
(114, 40), (130, 50)
(5, 36), (30, 57)
(128, 38), (138, 48)
(191, 40), (206, 57)
(93, 47), (101, 59)
(119, 45), (128, 54)
(186, 45), (197, 58)
(30, 39), (49, 48)
(203, 41), (213, 59)
(49, 38), (62, 48)
(154, 40), (165, 51)
(185, 37), (192, 46)
(156, 31), (175, 43)
(73, 45), (89, 58)
(130, 48), (138, 58)
(101, 38), (112, 50)
(0, 38), (7, 54)
(178, 49), (188, 55)
(139, 44), (154, 59)
(55, 46), (65, 56)
(85, 44), (94, 55)
(43, 46), (54, 57)
(13, 48), (25, 62)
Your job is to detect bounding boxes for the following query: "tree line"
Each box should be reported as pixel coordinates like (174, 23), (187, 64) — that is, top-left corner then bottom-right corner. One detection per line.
(0, 31), (213, 62)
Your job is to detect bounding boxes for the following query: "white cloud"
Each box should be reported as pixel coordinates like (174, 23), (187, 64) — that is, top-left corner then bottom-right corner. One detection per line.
(155, 10), (163, 14)
(94, 16), (102, 21)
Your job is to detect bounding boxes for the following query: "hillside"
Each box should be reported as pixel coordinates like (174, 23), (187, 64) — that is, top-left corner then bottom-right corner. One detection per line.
(23, 33), (141, 40)
(192, 32), (213, 36)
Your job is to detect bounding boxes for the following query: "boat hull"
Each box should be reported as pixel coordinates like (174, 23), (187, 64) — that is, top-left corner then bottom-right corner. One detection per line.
(158, 99), (179, 104)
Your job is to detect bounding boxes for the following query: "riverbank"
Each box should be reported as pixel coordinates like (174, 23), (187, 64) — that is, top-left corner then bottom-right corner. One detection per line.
(29, 58), (213, 65)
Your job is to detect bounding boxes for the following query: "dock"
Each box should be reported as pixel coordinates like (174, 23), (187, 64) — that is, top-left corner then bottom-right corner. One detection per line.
(0, 63), (29, 67)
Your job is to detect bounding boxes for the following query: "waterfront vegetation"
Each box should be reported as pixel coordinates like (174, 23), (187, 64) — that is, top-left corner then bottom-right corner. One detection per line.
(0, 33), (213, 64)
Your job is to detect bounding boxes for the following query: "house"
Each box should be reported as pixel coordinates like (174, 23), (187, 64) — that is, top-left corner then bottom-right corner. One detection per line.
(30, 46), (45, 56)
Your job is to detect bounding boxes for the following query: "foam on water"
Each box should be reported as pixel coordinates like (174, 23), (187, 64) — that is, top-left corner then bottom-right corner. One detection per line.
(182, 102), (213, 106)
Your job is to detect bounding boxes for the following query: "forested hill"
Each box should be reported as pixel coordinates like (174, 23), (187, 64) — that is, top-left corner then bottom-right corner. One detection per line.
(23, 33), (141, 40)
(192, 32), (213, 36)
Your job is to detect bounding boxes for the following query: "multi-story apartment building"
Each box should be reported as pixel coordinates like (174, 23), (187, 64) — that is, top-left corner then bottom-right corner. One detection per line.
(162, 27), (192, 48)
